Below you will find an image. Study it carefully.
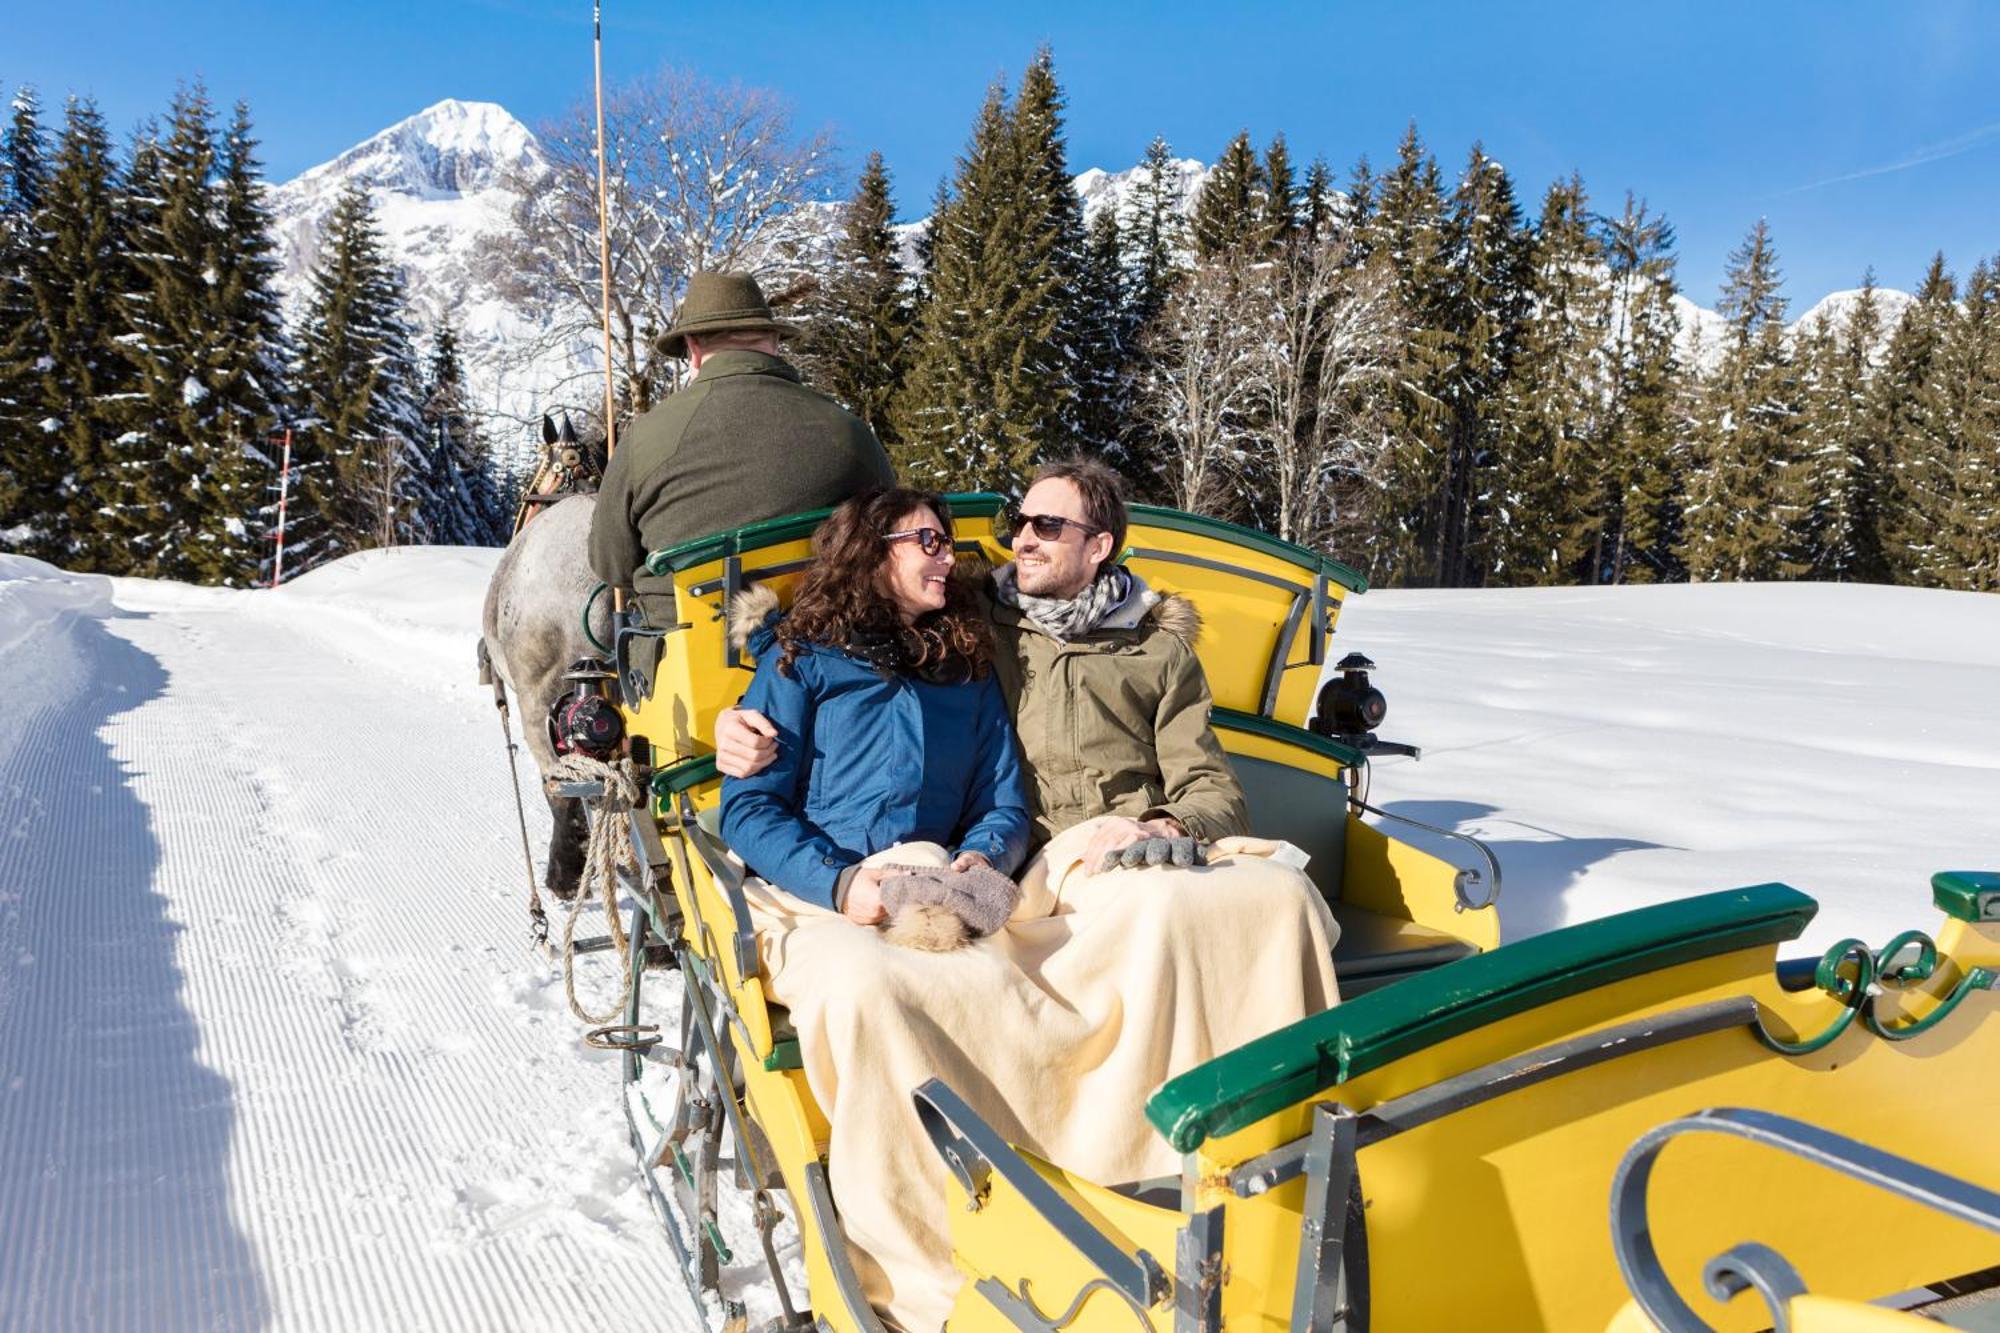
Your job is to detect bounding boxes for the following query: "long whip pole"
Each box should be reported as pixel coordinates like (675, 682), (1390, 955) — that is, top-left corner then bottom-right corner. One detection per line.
(593, 1), (617, 465)
(593, 1), (624, 620)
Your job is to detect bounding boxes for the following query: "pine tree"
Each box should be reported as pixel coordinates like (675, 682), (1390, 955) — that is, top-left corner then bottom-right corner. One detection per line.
(205, 100), (289, 583)
(1342, 155), (1377, 263)
(289, 183), (428, 570)
(793, 151), (914, 449)
(1682, 219), (1805, 581)
(892, 51), (1087, 491)
(114, 84), (245, 582)
(1874, 254), (1956, 583)
(1073, 206), (1129, 463)
(417, 320), (507, 545)
(1118, 136), (1191, 500)
(0, 84), (52, 538)
(1258, 133), (1297, 251)
(1302, 156), (1335, 243)
(1930, 259), (2000, 589)
(19, 97), (128, 570)
(1440, 143), (1529, 586)
(1488, 174), (1611, 584)
(1364, 126), (1454, 584)
(1598, 195), (1686, 584)
(1889, 257), (1999, 588)
(1125, 136), (1188, 334)
(1793, 276), (1886, 581)
(1190, 131), (1260, 260)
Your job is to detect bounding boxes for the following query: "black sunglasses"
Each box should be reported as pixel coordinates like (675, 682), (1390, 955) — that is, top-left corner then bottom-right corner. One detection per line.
(883, 526), (951, 557)
(1000, 503), (1103, 545)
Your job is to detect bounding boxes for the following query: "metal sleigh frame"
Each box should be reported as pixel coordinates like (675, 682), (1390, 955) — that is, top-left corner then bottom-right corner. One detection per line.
(585, 497), (2000, 1333)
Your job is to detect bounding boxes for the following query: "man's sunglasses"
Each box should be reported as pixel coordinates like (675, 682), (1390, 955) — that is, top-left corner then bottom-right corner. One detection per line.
(884, 526), (951, 557)
(999, 503), (1103, 546)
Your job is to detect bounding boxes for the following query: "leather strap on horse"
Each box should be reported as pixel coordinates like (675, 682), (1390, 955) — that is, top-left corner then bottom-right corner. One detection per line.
(549, 752), (644, 1025)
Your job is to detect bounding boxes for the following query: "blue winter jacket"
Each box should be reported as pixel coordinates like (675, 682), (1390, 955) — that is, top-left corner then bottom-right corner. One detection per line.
(720, 620), (1031, 909)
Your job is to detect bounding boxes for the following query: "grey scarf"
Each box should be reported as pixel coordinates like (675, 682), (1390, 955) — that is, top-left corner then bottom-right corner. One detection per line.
(994, 565), (1133, 641)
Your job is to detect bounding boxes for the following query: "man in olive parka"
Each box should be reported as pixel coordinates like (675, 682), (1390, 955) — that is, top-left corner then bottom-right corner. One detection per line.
(588, 272), (895, 623)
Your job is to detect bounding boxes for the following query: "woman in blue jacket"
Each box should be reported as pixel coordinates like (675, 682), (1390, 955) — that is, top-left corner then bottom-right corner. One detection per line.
(720, 488), (1030, 922)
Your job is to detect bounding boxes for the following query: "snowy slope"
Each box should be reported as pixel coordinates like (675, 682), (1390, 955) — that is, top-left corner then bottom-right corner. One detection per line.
(3, 549), (1995, 1329)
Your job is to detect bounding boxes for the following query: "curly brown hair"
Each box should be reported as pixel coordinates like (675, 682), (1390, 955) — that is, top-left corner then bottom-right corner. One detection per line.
(775, 487), (993, 680)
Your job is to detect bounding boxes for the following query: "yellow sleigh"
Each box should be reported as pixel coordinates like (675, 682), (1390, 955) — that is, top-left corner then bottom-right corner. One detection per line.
(594, 494), (2000, 1332)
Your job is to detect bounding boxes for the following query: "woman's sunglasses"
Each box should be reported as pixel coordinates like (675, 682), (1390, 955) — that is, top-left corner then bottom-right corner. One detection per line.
(1000, 503), (1102, 546)
(884, 527), (951, 557)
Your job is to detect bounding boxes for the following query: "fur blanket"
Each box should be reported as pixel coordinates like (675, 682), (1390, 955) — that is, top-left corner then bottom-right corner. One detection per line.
(738, 818), (1341, 1330)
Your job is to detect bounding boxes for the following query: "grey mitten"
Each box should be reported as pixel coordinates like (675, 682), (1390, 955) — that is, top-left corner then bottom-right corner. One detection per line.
(1098, 836), (1206, 873)
(879, 863), (1023, 951)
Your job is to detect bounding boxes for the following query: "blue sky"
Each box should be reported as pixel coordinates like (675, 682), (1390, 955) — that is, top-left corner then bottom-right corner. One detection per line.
(10, 1), (1999, 305)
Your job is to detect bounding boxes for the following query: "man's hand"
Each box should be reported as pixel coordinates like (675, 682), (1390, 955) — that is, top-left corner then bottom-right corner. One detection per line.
(949, 850), (993, 874)
(841, 866), (889, 925)
(715, 706), (779, 779)
(1084, 816), (1192, 874)
(1081, 817), (1151, 875)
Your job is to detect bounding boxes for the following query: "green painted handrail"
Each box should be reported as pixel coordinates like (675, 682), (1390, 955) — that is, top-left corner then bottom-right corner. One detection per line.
(1145, 884), (1818, 1154)
(644, 492), (1369, 592)
(652, 754), (719, 799)
(1211, 708), (1368, 770)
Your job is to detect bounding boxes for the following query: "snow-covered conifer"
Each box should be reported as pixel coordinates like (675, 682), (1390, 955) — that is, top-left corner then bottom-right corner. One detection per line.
(1258, 133), (1298, 251)
(416, 321), (507, 546)
(792, 151), (914, 450)
(1682, 219), (1805, 581)
(289, 183), (429, 571)
(893, 50), (1087, 491)
(0, 83), (52, 538)
(19, 97), (128, 571)
(1439, 143), (1529, 586)
(1489, 175), (1612, 585)
(1598, 195), (1686, 583)
(1190, 131), (1260, 260)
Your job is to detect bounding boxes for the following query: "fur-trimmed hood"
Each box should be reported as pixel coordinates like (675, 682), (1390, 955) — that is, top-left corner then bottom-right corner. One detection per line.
(726, 583), (782, 652)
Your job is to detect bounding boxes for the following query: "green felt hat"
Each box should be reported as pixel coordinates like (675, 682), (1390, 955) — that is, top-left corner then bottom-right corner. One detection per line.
(656, 271), (799, 359)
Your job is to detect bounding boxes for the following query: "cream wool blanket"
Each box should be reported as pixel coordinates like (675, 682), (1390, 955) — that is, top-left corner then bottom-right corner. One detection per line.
(740, 817), (1342, 1331)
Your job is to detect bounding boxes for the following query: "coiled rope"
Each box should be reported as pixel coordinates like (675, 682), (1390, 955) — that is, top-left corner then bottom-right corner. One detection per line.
(549, 751), (643, 1025)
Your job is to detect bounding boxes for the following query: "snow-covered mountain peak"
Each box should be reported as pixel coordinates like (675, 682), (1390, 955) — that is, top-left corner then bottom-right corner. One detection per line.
(1073, 156), (1210, 225)
(286, 99), (543, 202)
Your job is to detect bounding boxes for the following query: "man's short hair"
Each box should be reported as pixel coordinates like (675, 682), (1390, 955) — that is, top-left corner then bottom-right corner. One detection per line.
(686, 328), (780, 354)
(1031, 456), (1128, 556)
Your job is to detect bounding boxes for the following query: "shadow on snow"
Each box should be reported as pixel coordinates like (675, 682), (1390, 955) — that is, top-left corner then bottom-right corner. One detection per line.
(0, 604), (269, 1330)
(1369, 797), (1673, 939)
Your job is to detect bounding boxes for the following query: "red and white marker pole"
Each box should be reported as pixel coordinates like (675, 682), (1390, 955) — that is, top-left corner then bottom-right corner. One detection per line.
(270, 427), (294, 589)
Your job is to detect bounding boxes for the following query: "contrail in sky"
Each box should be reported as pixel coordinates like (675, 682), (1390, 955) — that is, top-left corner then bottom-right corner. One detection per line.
(1780, 122), (2000, 195)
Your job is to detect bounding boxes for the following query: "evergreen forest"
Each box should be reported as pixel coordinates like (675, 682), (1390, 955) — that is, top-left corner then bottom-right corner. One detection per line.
(3, 58), (1996, 592)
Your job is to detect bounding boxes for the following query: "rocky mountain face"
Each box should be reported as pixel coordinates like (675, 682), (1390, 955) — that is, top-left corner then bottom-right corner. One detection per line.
(267, 100), (569, 462)
(268, 101), (1912, 459)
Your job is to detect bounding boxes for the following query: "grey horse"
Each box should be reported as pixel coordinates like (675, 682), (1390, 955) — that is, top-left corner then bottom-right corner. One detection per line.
(480, 491), (613, 901)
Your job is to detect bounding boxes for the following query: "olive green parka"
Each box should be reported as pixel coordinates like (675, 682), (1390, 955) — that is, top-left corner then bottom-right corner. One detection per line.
(985, 568), (1248, 850)
(588, 350), (895, 622)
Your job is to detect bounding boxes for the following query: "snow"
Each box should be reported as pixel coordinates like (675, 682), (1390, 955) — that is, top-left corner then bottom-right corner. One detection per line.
(180, 375), (208, 406)
(4, 548), (1994, 1328)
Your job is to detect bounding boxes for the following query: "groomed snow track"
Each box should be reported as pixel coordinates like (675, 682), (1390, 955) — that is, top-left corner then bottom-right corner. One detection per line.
(0, 551), (681, 1332)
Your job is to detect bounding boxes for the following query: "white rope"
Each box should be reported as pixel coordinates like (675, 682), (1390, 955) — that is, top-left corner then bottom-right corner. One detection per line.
(549, 752), (643, 1025)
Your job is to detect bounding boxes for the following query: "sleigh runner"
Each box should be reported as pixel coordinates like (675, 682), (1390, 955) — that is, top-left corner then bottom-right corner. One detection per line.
(581, 494), (1998, 1332)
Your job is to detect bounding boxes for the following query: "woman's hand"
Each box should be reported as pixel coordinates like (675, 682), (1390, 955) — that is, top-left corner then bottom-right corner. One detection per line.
(841, 866), (889, 925)
(715, 705), (779, 779)
(949, 850), (992, 873)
